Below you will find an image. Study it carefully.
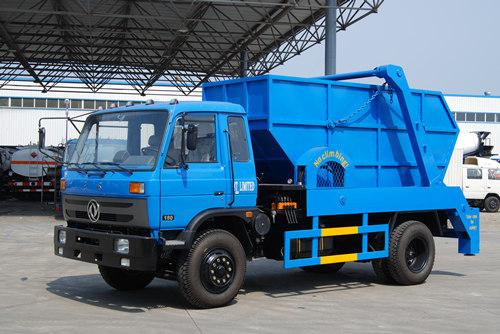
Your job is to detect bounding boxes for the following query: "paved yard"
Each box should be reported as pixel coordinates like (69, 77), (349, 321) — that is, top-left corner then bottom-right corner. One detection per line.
(0, 199), (499, 333)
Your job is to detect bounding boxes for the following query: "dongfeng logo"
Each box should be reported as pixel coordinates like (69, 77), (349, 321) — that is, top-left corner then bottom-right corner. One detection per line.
(87, 199), (100, 223)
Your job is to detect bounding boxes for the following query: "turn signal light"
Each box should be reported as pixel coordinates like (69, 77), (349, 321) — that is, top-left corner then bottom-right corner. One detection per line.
(129, 182), (145, 194)
(60, 179), (66, 191)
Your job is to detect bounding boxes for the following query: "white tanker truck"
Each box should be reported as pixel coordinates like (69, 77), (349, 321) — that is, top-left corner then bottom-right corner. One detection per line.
(5, 145), (63, 195)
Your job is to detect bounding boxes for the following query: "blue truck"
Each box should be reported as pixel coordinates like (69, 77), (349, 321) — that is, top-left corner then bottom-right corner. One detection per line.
(52, 65), (480, 308)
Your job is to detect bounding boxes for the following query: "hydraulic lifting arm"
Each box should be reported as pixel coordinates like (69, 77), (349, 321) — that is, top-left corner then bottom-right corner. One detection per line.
(319, 65), (441, 187)
(319, 65), (479, 256)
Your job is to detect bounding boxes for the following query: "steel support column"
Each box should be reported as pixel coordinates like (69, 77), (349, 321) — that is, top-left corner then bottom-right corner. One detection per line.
(325, 0), (337, 75)
(240, 49), (248, 77)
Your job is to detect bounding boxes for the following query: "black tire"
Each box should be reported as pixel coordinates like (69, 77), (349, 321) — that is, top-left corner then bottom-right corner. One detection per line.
(387, 221), (435, 285)
(372, 258), (396, 284)
(177, 229), (246, 308)
(300, 263), (344, 274)
(484, 196), (500, 212)
(98, 266), (155, 291)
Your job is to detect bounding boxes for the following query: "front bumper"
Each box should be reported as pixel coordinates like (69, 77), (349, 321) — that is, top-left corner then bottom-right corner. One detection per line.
(54, 225), (158, 271)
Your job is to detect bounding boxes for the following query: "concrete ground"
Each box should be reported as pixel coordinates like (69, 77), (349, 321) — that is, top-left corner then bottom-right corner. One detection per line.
(0, 199), (499, 334)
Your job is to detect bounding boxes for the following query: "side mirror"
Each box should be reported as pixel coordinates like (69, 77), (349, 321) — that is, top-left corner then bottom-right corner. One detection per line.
(186, 124), (198, 151)
(38, 127), (46, 149)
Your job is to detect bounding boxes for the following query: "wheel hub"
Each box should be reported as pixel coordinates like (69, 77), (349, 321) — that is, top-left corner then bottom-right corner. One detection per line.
(201, 249), (235, 293)
(405, 237), (429, 273)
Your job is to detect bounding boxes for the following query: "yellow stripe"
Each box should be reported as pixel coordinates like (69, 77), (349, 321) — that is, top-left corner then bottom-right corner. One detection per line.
(321, 226), (358, 237)
(320, 253), (358, 264)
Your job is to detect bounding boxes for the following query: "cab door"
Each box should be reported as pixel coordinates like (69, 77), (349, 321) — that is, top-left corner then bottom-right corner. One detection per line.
(463, 167), (486, 199)
(486, 167), (500, 193)
(225, 115), (257, 207)
(159, 113), (227, 230)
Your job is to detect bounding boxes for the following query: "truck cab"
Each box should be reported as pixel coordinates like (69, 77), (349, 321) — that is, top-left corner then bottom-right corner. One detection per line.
(462, 157), (500, 212)
(57, 100), (258, 257)
(55, 101), (263, 305)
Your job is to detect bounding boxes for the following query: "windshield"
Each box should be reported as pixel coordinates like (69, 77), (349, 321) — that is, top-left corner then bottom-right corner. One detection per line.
(70, 110), (169, 170)
(64, 139), (77, 163)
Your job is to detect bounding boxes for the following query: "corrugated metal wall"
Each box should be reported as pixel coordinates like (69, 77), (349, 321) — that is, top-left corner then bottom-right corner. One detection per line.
(445, 95), (500, 113)
(0, 108), (88, 146)
(0, 81), (202, 147)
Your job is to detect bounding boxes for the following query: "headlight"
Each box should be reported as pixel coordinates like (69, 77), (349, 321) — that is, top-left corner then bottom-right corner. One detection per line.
(114, 238), (129, 254)
(58, 230), (66, 244)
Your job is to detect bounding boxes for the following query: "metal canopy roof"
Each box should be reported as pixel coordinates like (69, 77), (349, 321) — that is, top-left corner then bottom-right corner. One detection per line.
(0, 0), (384, 95)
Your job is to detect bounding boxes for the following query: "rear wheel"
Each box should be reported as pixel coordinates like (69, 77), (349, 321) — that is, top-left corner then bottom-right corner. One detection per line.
(484, 196), (500, 212)
(300, 263), (344, 274)
(387, 221), (435, 285)
(98, 266), (155, 291)
(177, 229), (246, 308)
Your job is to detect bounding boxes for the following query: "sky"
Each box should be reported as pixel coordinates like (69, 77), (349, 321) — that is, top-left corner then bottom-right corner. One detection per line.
(272, 0), (499, 96)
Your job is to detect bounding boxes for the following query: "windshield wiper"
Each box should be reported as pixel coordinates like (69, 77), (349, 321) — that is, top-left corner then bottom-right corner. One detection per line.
(78, 162), (106, 172)
(66, 162), (132, 174)
(65, 162), (89, 174)
(96, 162), (133, 174)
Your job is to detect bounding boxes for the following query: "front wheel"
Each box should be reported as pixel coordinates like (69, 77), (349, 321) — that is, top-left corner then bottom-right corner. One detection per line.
(387, 221), (435, 285)
(98, 266), (155, 291)
(177, 229), (246, 308)
(484, 196), (500, 212)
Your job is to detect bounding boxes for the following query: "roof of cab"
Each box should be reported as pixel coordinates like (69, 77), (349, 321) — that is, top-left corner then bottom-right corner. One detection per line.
(92, 101), (245, 116)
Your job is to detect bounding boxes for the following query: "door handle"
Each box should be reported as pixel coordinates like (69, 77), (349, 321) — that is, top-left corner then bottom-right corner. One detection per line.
(214, 191), (224, 196)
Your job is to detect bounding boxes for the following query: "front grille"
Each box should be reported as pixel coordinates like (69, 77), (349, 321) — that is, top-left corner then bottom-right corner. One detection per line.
(73, 210), (133, 223)
(63, 195), (149, 229)
(65, 198), (133, 208)
(67, 221), (151, 237)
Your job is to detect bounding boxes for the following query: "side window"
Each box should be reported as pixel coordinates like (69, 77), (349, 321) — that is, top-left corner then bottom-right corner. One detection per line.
(228, 116), (250, 162)
(456, 112), (466, 122)
(467, 168), (482, 180)
(166, 114), (217, 165)
(488, 168), (500, 180)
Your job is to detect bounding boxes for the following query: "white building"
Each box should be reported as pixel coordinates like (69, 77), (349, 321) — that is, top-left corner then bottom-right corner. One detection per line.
(0, 80), (201, 146)
(445, 94), (500, 155)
